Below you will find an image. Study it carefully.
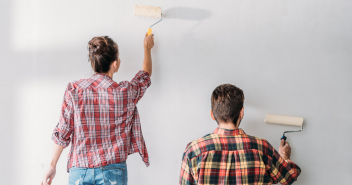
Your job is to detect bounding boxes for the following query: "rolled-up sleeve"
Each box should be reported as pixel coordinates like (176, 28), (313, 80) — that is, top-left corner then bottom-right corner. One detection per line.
(130, 70), (151, 103)
(266, 142), (301, 185)
(51, 85), (75, 148)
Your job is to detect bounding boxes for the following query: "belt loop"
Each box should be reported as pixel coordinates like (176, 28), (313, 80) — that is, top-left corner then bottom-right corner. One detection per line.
(101, 167), (106, 185)
(81, 169), (88, 185)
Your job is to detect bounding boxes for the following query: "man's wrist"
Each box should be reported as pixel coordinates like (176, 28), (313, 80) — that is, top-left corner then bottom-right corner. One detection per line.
(283, 156), (290, 161)
(280, 153), (290, 161)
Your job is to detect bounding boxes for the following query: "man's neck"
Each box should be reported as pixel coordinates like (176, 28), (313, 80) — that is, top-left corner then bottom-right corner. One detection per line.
(218, 122), (238, 130)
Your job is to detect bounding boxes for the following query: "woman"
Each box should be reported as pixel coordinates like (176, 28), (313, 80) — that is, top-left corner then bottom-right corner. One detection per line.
(41, 33), (154, 185)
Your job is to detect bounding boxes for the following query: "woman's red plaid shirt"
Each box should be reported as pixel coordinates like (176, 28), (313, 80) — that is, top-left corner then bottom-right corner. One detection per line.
(52, 71), (151, 172)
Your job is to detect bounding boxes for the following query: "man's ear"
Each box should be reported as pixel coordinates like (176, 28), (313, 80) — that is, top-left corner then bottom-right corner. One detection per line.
(239, 107), (244, 120)
(210, 110), (216, 121)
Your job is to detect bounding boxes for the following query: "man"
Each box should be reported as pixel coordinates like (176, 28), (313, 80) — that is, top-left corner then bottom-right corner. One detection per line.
(179, 84), (301, 185)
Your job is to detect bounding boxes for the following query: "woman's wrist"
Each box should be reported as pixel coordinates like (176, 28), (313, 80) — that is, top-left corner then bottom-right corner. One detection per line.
(50, 160), (57, 168)
(144, 47), (151, 52)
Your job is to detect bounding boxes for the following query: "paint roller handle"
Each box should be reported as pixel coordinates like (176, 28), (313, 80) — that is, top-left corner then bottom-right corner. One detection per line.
(279, 138), (291, 160)
(281, 135), (287, 145)
(144, 32), (154, 50)
(148, 28), (152, 36)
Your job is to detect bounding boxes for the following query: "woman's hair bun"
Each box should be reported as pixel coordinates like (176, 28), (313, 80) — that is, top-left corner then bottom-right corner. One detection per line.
(88, 36), (118, 73)
(88, 37), (109, 56)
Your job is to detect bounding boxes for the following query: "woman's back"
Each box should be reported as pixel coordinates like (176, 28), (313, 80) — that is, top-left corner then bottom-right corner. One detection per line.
(52, 71), (151, 171)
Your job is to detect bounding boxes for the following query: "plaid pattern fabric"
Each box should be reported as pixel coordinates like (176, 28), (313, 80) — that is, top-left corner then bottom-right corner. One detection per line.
(179, 128), (301, 185)
(52, 70), (151, 172)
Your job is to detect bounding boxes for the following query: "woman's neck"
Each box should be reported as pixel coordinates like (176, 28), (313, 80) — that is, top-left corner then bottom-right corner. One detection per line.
(101, 71), (114, 79)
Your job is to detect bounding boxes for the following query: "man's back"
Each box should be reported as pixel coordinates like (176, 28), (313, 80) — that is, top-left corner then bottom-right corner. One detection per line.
(179, 128), (301, 185)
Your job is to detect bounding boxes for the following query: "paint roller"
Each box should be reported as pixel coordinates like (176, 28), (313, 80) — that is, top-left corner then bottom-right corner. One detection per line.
(264, 114), (304, 144)
(133, 4), (162, 36)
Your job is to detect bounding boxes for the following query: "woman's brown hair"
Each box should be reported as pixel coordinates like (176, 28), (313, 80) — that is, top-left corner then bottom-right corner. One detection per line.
(88, 36), (118, 73)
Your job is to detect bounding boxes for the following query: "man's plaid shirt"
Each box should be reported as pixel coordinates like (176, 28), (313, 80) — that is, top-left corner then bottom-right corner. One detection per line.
(179, 128), (301, 185)
(52, 70), (151, 172)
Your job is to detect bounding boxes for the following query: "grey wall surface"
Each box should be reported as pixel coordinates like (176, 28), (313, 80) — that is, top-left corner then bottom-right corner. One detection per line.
(1, 0), (351, 184)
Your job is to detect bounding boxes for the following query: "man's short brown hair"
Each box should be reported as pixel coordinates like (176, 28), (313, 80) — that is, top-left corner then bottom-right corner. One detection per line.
(211, 84), (244, 124)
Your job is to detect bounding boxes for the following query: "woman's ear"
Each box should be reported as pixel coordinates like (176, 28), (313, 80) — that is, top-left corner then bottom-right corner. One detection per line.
(113, 60), (119, 72)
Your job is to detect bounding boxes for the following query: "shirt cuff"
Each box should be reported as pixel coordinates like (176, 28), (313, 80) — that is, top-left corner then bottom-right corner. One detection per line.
(135, 70), (151, 87)
(51, 132), (70, 148)
(139, 70), (151, 78)
(140, 70), (150, 76)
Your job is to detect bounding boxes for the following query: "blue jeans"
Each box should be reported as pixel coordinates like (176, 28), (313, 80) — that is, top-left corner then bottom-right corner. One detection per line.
(68, 162), (128, 185)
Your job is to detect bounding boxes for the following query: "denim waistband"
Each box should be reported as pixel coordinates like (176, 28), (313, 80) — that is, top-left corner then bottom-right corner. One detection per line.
(70, 161), (126, 170)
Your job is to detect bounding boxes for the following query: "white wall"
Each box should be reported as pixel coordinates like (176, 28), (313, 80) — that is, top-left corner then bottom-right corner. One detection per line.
(0, 0), (351, 184)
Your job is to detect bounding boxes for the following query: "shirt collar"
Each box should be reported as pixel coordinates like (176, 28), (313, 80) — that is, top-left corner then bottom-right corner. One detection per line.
(93, 73), (113, 80)
(213, 127), (246, 136)
(90, 73), (115, 88)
